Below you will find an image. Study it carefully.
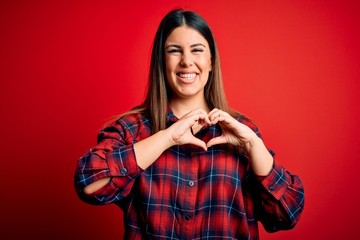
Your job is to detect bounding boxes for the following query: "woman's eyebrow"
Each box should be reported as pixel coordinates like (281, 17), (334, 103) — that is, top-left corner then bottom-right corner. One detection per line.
(165, 44), (181, 49)
(165, 43), (206, 49)
(190, 43), (206, 48)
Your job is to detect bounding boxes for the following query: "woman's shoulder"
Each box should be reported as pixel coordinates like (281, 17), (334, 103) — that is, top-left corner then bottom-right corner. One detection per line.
(105, 106), (151, 130)
(119, 106), (151, 124)
(96, 107), (151, 143)
(98, 107), (151, 141)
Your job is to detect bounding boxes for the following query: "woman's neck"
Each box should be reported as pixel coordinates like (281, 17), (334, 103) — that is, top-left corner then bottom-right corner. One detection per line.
(170, 96), (210, 118)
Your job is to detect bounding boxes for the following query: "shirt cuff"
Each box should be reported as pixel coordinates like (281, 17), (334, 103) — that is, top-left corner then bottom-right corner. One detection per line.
(106, 144), (143, 178)
(259, 160), (291, 201)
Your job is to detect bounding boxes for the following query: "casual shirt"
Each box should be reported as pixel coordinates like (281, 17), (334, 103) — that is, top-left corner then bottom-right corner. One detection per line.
(74, 108), (304, 239)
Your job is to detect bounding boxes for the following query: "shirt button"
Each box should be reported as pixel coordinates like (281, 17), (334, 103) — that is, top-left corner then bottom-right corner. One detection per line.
(269, 186), (275, 191)
(121, 168), (128, 175)
(185, 215), (191, 221)
(188, 180), (195, 187)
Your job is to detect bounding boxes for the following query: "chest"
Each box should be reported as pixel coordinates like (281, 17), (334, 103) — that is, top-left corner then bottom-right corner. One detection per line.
(137, 145), (250, 208)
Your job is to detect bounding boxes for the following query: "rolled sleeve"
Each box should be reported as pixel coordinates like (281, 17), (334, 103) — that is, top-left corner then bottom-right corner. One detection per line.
(253, 159), (305, 231)
(86, 144), (144, 203)
(107, 144), (143, 178)
(260, 160), (292, 201)
(74, 112), (149, 205)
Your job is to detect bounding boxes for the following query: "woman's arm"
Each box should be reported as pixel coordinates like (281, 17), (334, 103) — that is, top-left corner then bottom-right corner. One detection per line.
(76, 108), (211, 201)
(74, 121), (145, 205)
(82, 129), (173, 195)
(251, 161), (305, 231)
(245, 136), (274, 176)
(134, 108), (210, 170)
(206, 108), (304, 230)
(207, 108), (273, 175)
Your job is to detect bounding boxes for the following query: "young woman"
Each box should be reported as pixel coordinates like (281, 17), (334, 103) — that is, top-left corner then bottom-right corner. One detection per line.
(74, 9), (304, 239)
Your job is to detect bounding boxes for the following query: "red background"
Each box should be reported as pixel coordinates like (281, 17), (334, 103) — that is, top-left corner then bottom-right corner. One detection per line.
(1, 0), (360, 239)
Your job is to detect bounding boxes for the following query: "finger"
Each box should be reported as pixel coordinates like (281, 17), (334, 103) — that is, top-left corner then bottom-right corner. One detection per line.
(208, 108), (219, 116)
(211, 111), (234, 126)
(188, 137), (208, 151)
(198, 112), (211, 125)
(188, 111), (211, 126)
(180, 113), (203, 130)
(198, 108), (212, 124)
(207, 136), (227, 148)
(208, 109), (228, 123)
(208, 108), (220, 121)
(190, 108), (211, 118)
(209, 116), (228, 125)
(211, 115), (234, 127)
(184, 108), (206, 118)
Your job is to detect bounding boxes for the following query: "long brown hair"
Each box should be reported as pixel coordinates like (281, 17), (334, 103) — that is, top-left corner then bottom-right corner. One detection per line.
(109, 9), (238, 133)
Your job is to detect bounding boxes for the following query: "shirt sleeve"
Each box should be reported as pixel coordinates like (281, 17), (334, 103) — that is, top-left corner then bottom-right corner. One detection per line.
(74, 121), (144, 205)
(251, 159), (305, 232)
(237, 115), (304, 231)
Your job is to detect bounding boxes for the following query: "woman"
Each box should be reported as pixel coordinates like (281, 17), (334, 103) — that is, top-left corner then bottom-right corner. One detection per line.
(74, 9), (304, 239)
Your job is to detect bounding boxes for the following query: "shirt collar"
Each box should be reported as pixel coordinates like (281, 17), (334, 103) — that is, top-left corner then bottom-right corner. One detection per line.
(165, 105), (178, 123)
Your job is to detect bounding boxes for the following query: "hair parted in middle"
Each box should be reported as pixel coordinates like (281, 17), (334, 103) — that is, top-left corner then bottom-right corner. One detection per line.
(111, 9), (241, 133)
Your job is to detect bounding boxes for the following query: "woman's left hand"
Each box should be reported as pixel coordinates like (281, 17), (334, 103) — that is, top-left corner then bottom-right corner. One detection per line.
(206, 108), (274, 176)
(206, 108), (257, 152)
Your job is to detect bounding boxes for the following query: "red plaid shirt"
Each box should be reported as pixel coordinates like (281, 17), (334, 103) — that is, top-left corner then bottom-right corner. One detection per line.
(74, 108), (304, 239)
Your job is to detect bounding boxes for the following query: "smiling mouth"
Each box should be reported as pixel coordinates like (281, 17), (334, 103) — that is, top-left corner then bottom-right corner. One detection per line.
(177, 73), (197, 80)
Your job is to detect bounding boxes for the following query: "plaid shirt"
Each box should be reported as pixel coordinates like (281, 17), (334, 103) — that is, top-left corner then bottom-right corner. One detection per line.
(74, 108), (304, 239)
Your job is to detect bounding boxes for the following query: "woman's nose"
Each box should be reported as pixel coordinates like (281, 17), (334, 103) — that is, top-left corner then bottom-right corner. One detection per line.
(180, 51), (193, 67)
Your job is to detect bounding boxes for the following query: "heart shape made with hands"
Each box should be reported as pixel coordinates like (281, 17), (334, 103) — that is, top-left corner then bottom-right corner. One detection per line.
(186, 112), (237, 151)
(182, 109), (254, 151)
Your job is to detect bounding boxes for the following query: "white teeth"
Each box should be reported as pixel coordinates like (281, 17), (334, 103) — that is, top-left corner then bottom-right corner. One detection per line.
(179, 73), (196, 79)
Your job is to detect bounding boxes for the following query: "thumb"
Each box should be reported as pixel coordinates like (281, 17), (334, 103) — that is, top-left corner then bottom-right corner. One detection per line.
(207, 136), (226, 148)
(188, 137), (208, 151)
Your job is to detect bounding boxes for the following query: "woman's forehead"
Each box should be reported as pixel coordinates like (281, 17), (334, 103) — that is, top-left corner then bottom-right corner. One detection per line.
(165, 26), (209, 47)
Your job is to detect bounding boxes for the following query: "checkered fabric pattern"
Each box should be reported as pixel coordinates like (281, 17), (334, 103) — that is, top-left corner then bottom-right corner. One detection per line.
(74, 108), (304, 239)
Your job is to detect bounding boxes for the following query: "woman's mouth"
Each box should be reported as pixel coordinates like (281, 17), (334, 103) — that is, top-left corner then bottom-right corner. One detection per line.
(177, 73), (197, 83)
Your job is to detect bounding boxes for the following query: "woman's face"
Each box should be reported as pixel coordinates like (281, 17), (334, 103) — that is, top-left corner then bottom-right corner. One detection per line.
(164, 26), (212, 101)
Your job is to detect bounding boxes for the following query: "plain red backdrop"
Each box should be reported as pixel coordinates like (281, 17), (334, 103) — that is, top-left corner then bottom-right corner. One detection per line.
(1, 0), (360, 239)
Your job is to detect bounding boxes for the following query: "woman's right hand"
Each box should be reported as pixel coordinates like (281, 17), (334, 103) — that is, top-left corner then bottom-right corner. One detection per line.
(166, 108), (211, 151)
(134, 108), (211, 170)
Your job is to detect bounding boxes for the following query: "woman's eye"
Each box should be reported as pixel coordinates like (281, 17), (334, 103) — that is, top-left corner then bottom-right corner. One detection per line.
(167, 49), (181, 53)
(192, 48), (204, 52)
